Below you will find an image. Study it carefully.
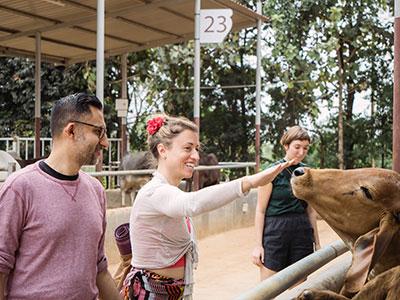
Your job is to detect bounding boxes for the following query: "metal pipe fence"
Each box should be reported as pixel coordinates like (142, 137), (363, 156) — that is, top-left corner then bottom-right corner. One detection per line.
(235, 240), (349, 300)
(87, 162), (257, 190)
(0, 136), (122, 165)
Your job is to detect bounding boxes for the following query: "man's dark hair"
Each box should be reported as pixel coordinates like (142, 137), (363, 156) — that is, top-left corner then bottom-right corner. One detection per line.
(50, 93), (103, 137)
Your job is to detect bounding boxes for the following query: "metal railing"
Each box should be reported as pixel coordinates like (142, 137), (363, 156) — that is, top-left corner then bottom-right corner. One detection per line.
(87, 162), (257, 190)
(87, 162), (256, 177)
(0, 136), (122, 165)
(0, 137), (52, 159)
(235, 240), (349, 300)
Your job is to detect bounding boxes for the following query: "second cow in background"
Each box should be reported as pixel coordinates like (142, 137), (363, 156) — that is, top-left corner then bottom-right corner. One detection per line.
(119, 151), (156, 205)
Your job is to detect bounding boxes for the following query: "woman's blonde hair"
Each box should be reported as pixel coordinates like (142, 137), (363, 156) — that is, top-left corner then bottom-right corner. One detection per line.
(280, 126), (311, 147)
(147, 114), (198, 159)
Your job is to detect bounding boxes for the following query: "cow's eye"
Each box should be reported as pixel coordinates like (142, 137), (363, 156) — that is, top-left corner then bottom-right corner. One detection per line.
(360, 186), (373, 200)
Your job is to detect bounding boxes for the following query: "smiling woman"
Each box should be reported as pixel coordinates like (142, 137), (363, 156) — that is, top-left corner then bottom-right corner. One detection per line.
(119, 114), (297, 300)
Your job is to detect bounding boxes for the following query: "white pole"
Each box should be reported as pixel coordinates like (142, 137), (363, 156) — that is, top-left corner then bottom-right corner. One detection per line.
(255, 1), (262, 172)
(35, 32), (41, 158)
(193, 0), (201, 191)
(96, 0), (105, 103)
(96, 0), (105, 172)
(121, 53), (128, 157)
(256, 2), (262, 126)
(194, 0), (201, 128)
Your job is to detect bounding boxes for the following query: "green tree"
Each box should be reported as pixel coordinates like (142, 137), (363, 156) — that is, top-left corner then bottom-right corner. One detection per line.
(261, 0), (392, 168)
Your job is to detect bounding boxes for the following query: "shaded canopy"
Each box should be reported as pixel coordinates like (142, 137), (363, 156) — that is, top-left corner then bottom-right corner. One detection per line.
(0, 0), (266, 65)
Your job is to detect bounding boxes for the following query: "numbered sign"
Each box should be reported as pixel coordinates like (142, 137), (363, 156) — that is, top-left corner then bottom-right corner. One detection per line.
(200, 9), (233, 44)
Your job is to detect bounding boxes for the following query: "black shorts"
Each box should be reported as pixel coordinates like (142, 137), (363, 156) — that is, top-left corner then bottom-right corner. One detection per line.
(263, 213), (314, 272)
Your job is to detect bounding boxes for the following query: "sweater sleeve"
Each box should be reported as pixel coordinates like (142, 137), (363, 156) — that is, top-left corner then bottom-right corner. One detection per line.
(152, 178), (246, 218)
(0, 185), (25, 275)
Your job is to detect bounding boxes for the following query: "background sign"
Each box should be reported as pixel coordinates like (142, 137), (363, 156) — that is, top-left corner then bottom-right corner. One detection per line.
(115, 98), (128, 111)
(200, 9), (233, 44)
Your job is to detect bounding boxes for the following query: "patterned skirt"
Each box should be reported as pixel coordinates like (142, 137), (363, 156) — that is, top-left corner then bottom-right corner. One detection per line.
(121, 268), (185, 300)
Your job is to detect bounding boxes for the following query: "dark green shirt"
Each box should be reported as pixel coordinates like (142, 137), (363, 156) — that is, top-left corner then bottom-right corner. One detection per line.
(264, 159), (307, 217)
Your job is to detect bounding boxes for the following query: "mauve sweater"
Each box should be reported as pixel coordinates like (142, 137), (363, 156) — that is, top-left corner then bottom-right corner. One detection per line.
(130, 171), (247, 298)
(0, 162), (108, 300)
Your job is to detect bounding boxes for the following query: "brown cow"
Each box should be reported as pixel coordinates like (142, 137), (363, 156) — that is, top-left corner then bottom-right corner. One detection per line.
(198, 152), (220, 188)
(184, 152), (220, 191)
(119, 151), (156, 205)
(290, 168), (400, 300)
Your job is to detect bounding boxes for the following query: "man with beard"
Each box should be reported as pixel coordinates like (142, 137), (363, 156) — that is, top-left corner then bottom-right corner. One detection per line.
(0, 93), (120, 300)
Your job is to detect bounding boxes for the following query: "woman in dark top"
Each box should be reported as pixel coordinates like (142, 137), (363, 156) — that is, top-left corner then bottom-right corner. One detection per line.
(251, 126), (321, 281)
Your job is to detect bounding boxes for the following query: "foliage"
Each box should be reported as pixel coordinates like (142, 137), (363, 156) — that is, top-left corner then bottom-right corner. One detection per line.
(0, 0), (394, 170)
(261, 0), (393, 168)
(0, 58), (93, 137)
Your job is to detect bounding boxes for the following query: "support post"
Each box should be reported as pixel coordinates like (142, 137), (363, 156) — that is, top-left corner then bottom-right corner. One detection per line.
(394, 2), (400, 172)
(121, 53), (128, 159)
(193, 0), (201, 190)
(35, 32), (41, 159)
(255, 1), (262, 173)
(96, 0), (105, 172)
(194, 0), (201, 129)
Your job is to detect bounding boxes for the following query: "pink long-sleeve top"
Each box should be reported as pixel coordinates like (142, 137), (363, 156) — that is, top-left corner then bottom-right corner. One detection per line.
(130, 171), (247, 298)
(0, 162), (108, 300)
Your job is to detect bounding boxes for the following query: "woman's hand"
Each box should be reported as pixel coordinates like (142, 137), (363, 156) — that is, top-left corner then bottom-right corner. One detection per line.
(242, 160), (295, 192)
(251, 245), (265, 266)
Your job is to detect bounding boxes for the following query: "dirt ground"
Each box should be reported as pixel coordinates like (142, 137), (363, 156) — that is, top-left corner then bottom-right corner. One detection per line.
(110, 220), (341, 299)
(193, 220), (340, 299)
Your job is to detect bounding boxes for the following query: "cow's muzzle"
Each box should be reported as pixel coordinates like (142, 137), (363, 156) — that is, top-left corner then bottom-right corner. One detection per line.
(293, 167), (305, 177)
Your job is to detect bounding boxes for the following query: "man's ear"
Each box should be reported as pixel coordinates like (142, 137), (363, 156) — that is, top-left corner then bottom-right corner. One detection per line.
(64, 123), (75, 138)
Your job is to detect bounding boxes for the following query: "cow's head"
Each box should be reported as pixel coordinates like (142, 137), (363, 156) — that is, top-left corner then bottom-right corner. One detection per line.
(291, 168), (400, 246)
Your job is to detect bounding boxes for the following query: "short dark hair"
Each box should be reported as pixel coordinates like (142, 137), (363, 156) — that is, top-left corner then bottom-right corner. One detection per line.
(50, 93), (103, 137)
(280, 125), (311, 147)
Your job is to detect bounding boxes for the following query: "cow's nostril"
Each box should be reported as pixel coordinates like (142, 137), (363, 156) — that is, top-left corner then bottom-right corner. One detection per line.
(293, 167), (305, 177)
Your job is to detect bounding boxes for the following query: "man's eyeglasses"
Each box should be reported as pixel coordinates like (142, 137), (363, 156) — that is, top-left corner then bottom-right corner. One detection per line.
(71, 120), (107, 139)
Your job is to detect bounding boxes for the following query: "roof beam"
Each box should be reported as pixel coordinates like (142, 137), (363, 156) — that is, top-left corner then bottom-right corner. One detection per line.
(0, 0), (187, 43)
(159, 7), (194, 23)
(0, 45), (67, 64)
(61, 0), (182, 38)
(0, 3), (142, 46)
(71, 26), (143, 46)
(68, 33), (192, 65)
(0, 24), (96, 51)
(213, 0), (268, 22)
(114, 16), (183, 38)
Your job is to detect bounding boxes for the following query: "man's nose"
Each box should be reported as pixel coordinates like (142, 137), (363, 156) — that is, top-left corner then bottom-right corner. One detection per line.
(100, 134), (109, 149)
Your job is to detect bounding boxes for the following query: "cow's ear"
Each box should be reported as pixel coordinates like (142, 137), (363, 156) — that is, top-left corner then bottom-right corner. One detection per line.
(341, 212), (399, 296)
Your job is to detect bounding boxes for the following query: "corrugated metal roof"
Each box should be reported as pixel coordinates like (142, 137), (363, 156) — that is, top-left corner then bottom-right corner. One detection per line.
(0, 0), (267, 65)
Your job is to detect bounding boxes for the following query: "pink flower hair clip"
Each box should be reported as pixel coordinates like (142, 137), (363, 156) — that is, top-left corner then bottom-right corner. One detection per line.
(146, 117), (165, 135)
